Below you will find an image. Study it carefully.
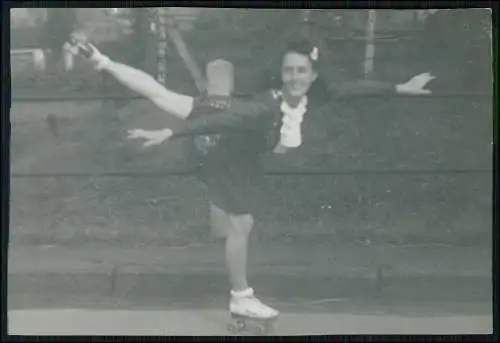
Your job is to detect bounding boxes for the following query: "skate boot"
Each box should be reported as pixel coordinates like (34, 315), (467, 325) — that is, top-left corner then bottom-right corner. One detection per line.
(227, 288), (279, 335)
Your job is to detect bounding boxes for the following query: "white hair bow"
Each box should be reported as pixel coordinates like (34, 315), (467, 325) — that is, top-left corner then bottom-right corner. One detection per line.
(310, 46), (319, 61)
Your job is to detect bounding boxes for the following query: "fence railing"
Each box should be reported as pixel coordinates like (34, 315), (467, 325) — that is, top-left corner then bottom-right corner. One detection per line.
(9, 169), (493, 179)
(9, 91), (494, 103)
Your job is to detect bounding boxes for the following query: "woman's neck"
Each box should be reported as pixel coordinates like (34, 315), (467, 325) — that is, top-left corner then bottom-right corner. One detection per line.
(280, 90), (303, 108)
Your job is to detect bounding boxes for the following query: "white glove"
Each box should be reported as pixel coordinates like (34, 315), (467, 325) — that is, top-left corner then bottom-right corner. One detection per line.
(396, 72), (436, 95)
(127, 128), (173, 147)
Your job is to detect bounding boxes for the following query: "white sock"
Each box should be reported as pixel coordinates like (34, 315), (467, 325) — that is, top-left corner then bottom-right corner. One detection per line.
(231, 288), (254, 298)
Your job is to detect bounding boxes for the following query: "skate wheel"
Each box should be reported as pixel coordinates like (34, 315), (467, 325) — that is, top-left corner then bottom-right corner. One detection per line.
(252, 325), (265, 335)
(263, 319), (276, 334)
(227, 323), (238, 333)
(227, 320), (245, 334)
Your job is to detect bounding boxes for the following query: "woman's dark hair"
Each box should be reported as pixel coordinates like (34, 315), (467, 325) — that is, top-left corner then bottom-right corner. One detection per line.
(282, 39), (318, 70)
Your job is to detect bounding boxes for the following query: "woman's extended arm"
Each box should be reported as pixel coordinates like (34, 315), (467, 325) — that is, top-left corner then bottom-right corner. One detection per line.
(328, 79), (397, 97)
(126, 92), (276, 146)
(168, 92), (275, 138)
(328, 72), (436, 98)
(126, 108), (265, 147)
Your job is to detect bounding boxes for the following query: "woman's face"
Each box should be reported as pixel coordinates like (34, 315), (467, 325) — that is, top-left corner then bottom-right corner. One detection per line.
(281, 52), (318, 98)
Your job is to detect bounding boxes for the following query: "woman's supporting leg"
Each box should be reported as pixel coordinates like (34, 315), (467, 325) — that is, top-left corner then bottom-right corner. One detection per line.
(209, 202), (252, 291)
(225, 213), (254, 292)
(209, 203), (278, 319)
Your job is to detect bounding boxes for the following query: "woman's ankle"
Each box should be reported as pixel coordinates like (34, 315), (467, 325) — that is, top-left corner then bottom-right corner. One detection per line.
(231, 287), (254, 298)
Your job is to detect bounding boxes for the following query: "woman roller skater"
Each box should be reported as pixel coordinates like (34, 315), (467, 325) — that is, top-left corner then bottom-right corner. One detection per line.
(72, 38), (434, 333)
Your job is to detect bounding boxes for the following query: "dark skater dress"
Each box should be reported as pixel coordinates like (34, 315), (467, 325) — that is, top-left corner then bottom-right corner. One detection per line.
(169, 81), (397, 217)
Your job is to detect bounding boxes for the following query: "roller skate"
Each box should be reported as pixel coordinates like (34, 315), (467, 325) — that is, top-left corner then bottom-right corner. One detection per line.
(227, 288), (279, 335)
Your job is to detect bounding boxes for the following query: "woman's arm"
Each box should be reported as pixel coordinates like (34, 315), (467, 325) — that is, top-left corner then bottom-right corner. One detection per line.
(126, 109), (264, 147)
(169, 93), (274, 138)
(328, 80), (397, 98)
(328, 72), (436, 98)
(126, 92), (276, 145)
(170, 111), (250, 138)
(195, 92), (274, 118)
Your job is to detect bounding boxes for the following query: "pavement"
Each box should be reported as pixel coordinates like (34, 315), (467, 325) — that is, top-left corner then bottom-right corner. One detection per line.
(7, 240), (492, 308)
(7, 308), (493, 336)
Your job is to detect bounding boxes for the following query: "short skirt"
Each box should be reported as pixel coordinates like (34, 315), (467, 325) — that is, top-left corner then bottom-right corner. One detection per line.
(195, 146), (269, 217)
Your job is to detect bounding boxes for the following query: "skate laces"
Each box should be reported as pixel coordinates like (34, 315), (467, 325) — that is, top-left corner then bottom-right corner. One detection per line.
(247, 295), (263, 305)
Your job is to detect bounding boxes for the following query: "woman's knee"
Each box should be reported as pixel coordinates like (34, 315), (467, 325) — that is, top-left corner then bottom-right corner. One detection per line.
(209, 202), (254, 237)
(228, 213), (254, 236)
(209, 203), (232, 239)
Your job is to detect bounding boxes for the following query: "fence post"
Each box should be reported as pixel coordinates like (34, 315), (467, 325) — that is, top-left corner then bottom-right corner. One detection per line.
(363, 10), (377, 79)
(302, 9), (312, 38)
(156, 7), (168, 84)
(165, 20), (207, 94)
(33, 49), (46, 71)
(194, 59), (234, 154)
(206, 59), (234, 96)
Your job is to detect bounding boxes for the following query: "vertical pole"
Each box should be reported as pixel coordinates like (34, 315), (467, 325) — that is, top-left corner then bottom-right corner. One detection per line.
(63, 42), (74, 71)
(206, 59), (234, 96)
(364, 10), (377, 79)
(303, 9), (312, 38)
(166, 22), (207, 93)
(156, 7), (168, 84)
(33, 49), (46, 71)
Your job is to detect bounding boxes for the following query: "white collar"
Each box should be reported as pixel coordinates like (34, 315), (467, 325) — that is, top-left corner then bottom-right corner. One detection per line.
(271, 89), (308, 113)
(272, 90), (308, 149)
(280, 95), (308, 115)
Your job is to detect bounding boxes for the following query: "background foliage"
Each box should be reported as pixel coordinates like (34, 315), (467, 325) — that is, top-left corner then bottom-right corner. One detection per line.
(10, 9), (493, 246)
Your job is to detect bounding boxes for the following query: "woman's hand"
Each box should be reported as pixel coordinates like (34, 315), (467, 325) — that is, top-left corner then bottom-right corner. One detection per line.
(396, 72), (436, 95)
(127, 128), (173, 147)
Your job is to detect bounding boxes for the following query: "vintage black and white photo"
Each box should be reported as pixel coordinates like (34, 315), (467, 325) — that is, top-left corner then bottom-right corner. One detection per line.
(6, 7), (493, 336)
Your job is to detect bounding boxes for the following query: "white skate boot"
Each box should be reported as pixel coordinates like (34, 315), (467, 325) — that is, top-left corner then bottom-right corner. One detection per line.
(227, 288), (279, 335)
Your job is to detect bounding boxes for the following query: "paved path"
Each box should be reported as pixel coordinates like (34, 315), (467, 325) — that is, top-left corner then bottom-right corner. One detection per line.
(8, 309), (492, 336)
(8, 242), (492, 305)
